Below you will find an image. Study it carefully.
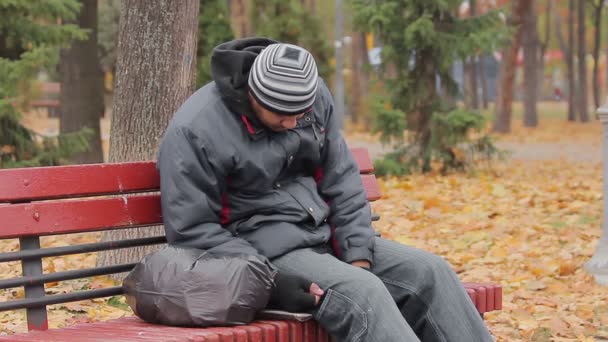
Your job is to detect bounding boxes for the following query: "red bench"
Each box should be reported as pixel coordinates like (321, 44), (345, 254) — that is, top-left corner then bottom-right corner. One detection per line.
(0, 147), (501, 341)
(31, 82), (61, 118)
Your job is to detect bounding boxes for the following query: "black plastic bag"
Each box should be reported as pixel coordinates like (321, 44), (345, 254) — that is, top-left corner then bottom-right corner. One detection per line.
(122, 246), (275, 327)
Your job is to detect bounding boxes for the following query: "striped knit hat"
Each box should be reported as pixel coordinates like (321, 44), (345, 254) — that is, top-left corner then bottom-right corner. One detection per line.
(248, 43), (319, 115)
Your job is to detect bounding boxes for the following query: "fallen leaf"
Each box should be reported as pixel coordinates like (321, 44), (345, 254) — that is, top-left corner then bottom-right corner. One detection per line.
(526, 280), (547, 291)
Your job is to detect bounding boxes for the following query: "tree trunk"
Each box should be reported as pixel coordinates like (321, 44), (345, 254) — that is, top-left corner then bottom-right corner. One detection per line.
(463, 59), (473, 108)
(479, 55), (489, 109)
(468, 59), (480, 109)
(230, 0), (250, 37)
(592, 0), (605, 110)
(468, 0), (479, 109)
(577, 0), (589, 122)
(59, 0), (104, 164)
(522, 0), (538, 127)
(537, 0), (551, 97)
(567, 0), (577, 121)
(97, 0), (199, 271)
(493, 0), (530, 133)
(357, 32), (371, 126)
(350, 32), (368, 124)
(556, 0), (576, 121)
(418, 51), (436, 173)
(300, 0), (315, 12)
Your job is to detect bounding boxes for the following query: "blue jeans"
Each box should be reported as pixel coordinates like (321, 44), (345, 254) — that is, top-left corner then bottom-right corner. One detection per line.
(270, 237), (493, 342)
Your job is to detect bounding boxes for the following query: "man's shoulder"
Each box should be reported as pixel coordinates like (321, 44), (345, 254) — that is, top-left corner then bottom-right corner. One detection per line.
(170, 83), (239, 135)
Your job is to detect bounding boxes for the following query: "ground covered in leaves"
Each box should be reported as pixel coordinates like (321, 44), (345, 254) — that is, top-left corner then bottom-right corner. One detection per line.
(2, 111), (607, 341)
(374, 160), (604, 341)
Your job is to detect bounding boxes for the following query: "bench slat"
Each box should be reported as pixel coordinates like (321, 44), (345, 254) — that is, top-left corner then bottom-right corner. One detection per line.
(0, 162), (159, 203)
(0, 174), (379, 239)
(0, 316), (328, 342)
(0, 195), (162, 239)
(361, 174), (381, 201)
(0, 148), (374, 203)
(351, 147), (374, 174)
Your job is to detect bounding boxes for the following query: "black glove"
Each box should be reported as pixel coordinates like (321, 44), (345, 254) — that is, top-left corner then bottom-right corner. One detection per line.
(267, 272), (318, 312)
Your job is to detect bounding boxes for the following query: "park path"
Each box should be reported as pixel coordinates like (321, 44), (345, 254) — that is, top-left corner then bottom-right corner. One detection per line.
(345, 138), (602, 163)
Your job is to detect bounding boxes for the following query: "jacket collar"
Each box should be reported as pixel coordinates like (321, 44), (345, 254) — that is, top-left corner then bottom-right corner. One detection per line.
(239, 111), (316, 140)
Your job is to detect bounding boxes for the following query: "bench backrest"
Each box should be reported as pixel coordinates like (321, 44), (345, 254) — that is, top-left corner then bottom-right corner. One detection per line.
(0, 147), (380, 331)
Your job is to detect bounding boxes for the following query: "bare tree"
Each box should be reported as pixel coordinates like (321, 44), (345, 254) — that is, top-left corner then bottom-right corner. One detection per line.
(301, 0), (315, 12)
(522, 0), (539, 127)
(59, 0), (104, 164)
(350, 32), (369, 124)
(493, 0), (531, 133)
(538, 0), (551, 96)
(468, 0), (479, 110)
(555, 0), (577, 121)
(230, 0), (251, 37)
(568, 0), (577, 121)
(97, 0), (199, 269)
(479, 55), (489, 109)
(591, 0), (605, 110)
(578, 0), (590, 122)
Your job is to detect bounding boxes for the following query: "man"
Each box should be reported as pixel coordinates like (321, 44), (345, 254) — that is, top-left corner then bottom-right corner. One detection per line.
(157, 38), (493, 342)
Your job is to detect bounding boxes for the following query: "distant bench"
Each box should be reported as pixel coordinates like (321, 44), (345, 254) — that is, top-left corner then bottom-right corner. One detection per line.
(30, 99), (60, 118)
(0, 147), (501, 341)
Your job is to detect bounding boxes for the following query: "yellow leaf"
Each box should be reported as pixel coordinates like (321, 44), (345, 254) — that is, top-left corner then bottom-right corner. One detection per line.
(526, 280), (547, 291)
(558, 263), (577, 276)
(547, 317), (570, 337)
(423, 197), (441, 209)
(394, 235), (417, 246)
(491, 184), (507, 197)
(530, 327), (553, 342)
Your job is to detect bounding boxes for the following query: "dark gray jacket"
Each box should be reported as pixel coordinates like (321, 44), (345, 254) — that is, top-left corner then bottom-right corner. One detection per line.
(157, 38), (375, 264)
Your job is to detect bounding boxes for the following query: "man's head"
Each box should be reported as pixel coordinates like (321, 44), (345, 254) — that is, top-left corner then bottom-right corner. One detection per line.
(247, 43), (319, 132)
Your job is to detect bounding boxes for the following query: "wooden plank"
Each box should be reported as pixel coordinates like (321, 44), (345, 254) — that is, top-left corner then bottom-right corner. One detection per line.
(361, 174), (381, 201)
(351, 147), (374, 174)
(0, 317), (309, 342)
(464, 284), (487, 314)
(0, 162), (159, 203)
(257, 321), (290, 341)
(0, 195), (162, 239)
(0, 148), (371, 203)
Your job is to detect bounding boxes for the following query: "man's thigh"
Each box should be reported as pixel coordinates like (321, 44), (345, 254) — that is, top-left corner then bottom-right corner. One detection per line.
(270, 244), (370, 290)
(270, 243), (418, 341)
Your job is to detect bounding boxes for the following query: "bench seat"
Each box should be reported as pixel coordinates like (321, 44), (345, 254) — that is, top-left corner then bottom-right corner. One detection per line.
(1, 316), (330, 342)
(0, 147), (501, 340)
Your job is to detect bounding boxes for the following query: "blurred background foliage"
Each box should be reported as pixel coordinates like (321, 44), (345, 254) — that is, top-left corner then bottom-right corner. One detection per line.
(2, 0), (606, 174)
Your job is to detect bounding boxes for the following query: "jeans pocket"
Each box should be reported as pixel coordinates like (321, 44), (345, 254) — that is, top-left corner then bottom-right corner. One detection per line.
(314, 289), (368, 342)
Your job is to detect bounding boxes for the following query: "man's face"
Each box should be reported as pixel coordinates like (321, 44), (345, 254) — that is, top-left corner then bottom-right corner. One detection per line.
(249, 93), (305, 132)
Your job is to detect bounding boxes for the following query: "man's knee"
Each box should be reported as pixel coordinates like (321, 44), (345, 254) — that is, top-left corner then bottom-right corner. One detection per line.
(322, 268), (394, 310)
(419, 250), (454, 273)
(385, 247), (456, 288)
(406, 250), (458, 294)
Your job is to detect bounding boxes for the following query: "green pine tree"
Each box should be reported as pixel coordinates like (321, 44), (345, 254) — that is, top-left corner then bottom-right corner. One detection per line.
(350, 0), (509, 175)
(250, 0), (333, 79)
(0, 0), (92, 168)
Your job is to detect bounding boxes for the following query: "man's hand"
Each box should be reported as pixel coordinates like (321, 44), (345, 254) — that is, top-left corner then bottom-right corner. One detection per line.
(351, 260), (371, 270)
(268, 273), (325, 312)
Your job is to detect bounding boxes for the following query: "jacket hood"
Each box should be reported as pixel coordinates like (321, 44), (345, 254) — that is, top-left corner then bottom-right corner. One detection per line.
(211, 37), (279, 117)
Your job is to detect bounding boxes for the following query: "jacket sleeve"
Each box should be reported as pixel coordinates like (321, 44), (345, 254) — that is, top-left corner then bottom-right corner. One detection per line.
(157, 125), (265, 260)
(316, 82), (376, 264)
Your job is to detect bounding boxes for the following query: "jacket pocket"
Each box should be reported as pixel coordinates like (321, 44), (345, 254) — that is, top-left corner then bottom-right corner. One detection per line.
(284, 177), (330, 226)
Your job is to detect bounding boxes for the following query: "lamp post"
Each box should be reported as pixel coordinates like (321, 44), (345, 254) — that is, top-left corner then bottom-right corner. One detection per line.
(585, 98), (608, 285)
